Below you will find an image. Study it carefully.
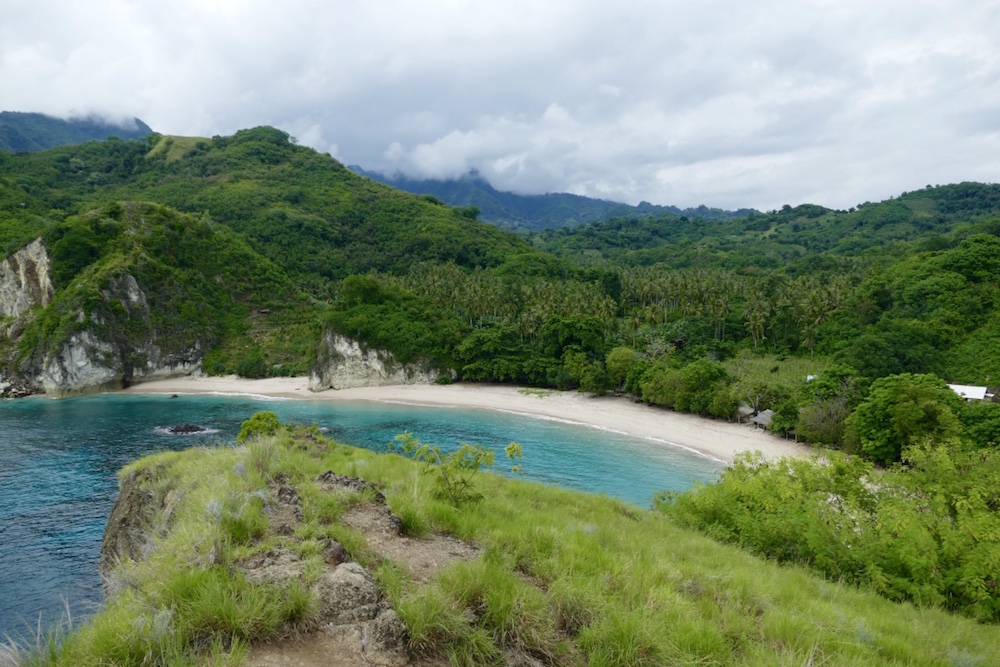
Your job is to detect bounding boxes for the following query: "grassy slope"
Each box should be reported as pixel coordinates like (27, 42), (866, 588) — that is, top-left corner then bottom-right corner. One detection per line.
(32, 423), (1000, 666)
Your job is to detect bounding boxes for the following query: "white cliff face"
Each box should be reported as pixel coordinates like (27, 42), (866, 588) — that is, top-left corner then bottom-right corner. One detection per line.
(1, 252), (203, 396)
(40, 331), (120, 395)
(309, 332), (445, 391)
(0, 238), (54, 318)
(36, 273), (201, 397)
(39, 329), (202, 397)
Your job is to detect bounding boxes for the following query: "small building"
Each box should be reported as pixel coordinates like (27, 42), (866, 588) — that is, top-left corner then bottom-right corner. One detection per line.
(948, 384), (994, 402)
(750, 409), (773, 430)
(736, 404), (755, 423)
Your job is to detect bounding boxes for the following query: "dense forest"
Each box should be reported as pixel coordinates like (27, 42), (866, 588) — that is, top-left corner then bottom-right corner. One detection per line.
(2, 128), (1000, 623)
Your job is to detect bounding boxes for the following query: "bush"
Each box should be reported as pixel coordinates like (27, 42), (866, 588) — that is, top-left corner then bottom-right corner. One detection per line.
(658, 443), (1000, 621)
(237, 411), (281, 444)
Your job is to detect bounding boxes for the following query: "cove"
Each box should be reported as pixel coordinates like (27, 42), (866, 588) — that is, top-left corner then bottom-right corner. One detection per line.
(0, 393), (723, 640)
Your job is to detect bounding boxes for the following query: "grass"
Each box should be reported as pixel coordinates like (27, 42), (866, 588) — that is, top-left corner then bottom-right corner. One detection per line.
(18, 421), (1000, 666)
(145, 136), (207, 163)
(724, 350), (833, 391)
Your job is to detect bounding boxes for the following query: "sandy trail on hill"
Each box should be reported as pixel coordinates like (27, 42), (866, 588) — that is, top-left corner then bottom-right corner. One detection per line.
(121, 377), (811, 464)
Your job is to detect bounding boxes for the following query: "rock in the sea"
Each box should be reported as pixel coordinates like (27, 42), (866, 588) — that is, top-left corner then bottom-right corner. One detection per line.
(165, 424), (207, 434)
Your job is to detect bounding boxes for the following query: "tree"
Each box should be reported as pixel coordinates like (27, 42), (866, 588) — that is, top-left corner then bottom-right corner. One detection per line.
(844, 373), (964, 464)
(605, 346), (639, 392)
(675, 359), (729, 415)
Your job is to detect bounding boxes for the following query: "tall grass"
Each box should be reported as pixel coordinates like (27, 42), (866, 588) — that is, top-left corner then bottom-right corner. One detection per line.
(33, 423), (1000, 666)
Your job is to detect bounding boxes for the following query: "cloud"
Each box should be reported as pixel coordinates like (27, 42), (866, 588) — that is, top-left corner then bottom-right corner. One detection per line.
(2, 0), (999, 210)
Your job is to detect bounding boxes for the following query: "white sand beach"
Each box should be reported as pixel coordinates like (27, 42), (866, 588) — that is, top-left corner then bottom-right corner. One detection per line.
(121, 377), (812, 464)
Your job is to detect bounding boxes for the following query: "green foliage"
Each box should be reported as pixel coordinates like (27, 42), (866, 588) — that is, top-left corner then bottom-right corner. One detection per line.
(845, 373), (964, 464)
(768, 399), (800, 435)
(638, 359), (734, 418)
(326, 276), (465, 369)
(659, 443), (1000, 622)
(390, 431), (522, 506)
(504, 441), (524, 475)
(237, 411), (281, 444)
(605, 346), (639, 392)
(961, 400), (1000, 448)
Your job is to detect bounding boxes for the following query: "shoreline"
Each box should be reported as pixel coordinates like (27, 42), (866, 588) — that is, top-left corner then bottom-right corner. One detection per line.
(121, 376), (813, 464)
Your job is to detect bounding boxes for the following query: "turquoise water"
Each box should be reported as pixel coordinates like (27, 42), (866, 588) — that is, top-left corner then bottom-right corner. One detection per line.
(0, 393), (723, 640)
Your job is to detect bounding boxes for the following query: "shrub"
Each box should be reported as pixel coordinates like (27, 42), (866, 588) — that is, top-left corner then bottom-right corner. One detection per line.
(237, 411), (281, 444)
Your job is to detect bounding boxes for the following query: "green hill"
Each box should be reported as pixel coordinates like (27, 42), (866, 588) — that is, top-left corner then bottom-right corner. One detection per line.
(531, 183), (1000, 270)
(0, 127), (560, 394)
(0, 111), (152, 153)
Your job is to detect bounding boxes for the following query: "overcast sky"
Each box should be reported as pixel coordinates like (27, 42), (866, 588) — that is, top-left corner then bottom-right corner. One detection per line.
(3, 0), (999, 210)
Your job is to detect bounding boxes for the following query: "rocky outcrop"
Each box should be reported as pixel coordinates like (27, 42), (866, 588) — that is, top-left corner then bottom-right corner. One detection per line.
(6, 267), (202, 397)
(39, 328), (201, 397)
(99, 466), (182, 596)
(309, 332), (447, 391)
(0, 238), (53, 318)
(100, 467), (413, 666)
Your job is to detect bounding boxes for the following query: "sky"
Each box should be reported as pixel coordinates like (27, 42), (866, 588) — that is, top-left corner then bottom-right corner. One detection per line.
(2, 0), (999, 211)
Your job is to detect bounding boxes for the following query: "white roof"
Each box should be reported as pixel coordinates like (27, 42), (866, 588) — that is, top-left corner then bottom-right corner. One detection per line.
(948, 384), (988, 400)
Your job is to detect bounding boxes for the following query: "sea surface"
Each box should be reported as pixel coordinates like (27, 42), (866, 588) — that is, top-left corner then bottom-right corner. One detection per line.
(0, 392), (723, 640)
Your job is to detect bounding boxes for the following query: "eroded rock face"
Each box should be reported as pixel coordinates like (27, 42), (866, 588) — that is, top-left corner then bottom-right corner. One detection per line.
(327, 608), (411, 667)
(99, 468), (172, 597)
(309, 332), (446, 391)
(0, 238), (54, 319)
(40, 330), (120, 395)
(101, 465), (413, 666)
(36, 272), (201, 396)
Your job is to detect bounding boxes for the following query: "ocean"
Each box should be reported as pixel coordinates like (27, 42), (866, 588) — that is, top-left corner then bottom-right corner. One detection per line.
(0, 392), (723, 640)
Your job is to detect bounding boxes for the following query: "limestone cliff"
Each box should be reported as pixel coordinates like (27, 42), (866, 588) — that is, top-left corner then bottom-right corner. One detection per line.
(36, 272), (201, 397)
(309, 332), (447, 392)
(0, 238), (54, 318)
(1, 239), (201, 397)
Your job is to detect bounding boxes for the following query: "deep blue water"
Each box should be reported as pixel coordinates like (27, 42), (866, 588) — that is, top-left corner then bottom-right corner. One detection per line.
(0, 393), (723, 640)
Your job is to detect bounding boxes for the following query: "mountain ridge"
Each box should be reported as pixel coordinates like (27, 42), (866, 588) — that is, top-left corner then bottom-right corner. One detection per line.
(0, 111), (153, 153)
(350, 166), (758, 231)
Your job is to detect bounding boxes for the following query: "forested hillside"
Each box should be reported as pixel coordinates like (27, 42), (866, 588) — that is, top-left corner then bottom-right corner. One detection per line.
(0, 111), (152, 153)
(532, 184), (1000, 269)
(0, 127), (547, 386)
